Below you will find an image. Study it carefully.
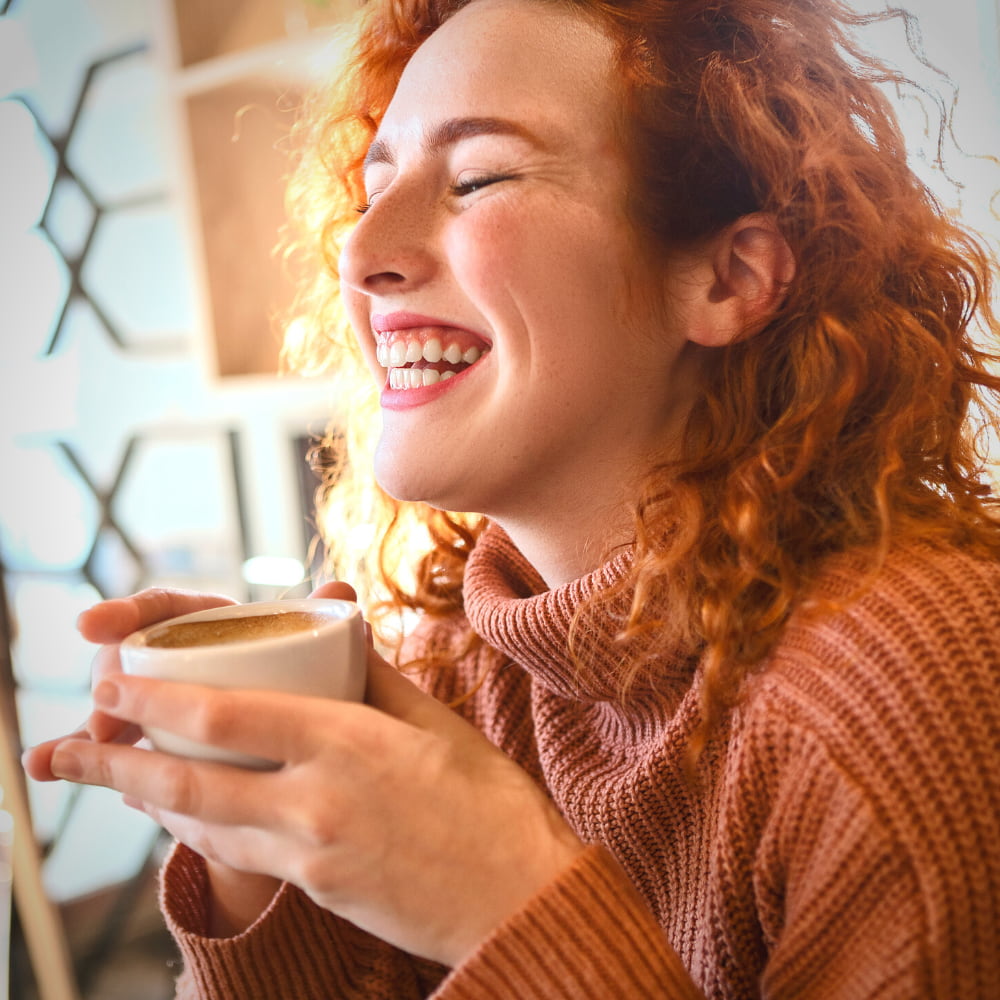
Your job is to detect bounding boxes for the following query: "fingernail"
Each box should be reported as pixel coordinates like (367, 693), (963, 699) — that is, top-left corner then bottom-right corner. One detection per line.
(51, 746), (83, 780)
(94, 679), (120, 709)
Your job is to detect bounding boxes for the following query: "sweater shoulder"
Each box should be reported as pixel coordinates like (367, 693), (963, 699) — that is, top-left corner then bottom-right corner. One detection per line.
(734, 541), (999, 874)
(728, 544), (1000, 996)
(755, 542), (1000, 713)
(733, 540), (1000, 849)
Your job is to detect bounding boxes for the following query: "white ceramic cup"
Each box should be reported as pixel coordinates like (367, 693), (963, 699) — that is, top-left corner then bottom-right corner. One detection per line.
(119, 598), (367, 769)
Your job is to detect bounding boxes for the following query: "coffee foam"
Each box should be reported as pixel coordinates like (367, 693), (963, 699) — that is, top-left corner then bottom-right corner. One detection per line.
(144, 611), (330, 648)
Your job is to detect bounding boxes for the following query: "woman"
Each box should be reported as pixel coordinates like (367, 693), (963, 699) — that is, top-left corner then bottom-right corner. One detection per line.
(25, 0), (1000, 996)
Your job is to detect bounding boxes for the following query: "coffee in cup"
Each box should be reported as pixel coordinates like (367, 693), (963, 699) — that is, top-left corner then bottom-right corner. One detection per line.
(143, 611), (333, 648)
(120, 599), (367, 768)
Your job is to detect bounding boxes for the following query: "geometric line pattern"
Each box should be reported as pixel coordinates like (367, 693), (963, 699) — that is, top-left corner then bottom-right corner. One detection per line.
(14, 42), (166, 354)
(58, 439), (146, 599)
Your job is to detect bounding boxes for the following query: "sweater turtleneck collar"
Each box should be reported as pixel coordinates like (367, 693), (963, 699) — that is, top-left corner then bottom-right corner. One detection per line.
(463, 522), (700, 706)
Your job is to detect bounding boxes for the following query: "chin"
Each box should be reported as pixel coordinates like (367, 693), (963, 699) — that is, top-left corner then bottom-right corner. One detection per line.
(374, 456), (452, 510)
(373, 434), (496, 516)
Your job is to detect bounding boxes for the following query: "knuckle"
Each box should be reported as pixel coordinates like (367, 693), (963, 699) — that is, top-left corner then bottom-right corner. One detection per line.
(120, 679), (155, 721)
(294, 801), (342, 849)
(188, 827), (224, 865)
(86, 752), (115, 788)
(134, 587), (231, 627)
(133, 586), (180, 614)
(296, 849), (339, 895)
(156, 758), (201, 815)
(186, 696), (235, 747)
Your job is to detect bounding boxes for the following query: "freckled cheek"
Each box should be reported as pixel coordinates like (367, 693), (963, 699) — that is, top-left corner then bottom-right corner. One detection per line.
(445, 222), (542, 311)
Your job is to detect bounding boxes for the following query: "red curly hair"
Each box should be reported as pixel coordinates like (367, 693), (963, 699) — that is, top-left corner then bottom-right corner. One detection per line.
(283, 0), (1000, 742)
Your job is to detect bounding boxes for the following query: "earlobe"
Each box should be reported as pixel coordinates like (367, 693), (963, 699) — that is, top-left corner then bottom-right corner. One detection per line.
(685, 214), (796, 348)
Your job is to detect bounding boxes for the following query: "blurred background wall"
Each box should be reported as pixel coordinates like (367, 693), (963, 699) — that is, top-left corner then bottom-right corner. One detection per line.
(1, 1), (355, 996)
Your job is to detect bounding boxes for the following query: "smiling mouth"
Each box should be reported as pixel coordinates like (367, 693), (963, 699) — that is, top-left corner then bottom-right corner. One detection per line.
(376, 332), (487, 390)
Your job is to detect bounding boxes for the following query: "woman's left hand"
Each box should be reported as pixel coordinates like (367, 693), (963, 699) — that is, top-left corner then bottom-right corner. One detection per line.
(47, 645), (585, 966)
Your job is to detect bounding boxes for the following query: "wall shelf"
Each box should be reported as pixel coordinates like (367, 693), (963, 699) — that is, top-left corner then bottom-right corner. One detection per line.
(159, 0), (356, 378)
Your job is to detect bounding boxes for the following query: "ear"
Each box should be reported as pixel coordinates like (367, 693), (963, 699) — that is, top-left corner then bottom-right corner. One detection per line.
(683, 213), (796, 348)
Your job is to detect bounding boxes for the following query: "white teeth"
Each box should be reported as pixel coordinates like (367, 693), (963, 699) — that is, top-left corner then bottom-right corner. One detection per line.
(423, 337), (443, 363)
(376, 333), (487, 389)
(388, 367), (446, 389)
(377, 336), (474, 368)
(388, 340), (407, 367)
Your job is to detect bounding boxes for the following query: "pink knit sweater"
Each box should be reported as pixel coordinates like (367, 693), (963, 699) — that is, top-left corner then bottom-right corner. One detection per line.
(161, 524), (1000, 998)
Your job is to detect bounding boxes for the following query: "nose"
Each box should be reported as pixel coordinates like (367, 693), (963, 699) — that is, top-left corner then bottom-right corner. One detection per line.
(338, 185), (438, 297)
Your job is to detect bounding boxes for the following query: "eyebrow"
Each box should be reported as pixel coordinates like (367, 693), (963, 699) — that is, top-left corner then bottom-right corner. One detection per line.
(362, 116), (542, 171)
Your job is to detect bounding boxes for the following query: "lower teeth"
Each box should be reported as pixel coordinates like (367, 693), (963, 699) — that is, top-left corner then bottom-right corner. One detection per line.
(388, 367), (458, 390)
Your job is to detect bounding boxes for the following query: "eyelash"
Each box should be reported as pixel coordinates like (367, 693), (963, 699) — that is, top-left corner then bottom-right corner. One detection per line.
(450, 173), (511, 197)
(355, 173), (512, 215)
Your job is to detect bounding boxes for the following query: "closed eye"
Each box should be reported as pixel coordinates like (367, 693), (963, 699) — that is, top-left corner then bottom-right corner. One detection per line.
(451, 174), (514, 197)
(356, 171), (514, 214)
(356, 192), (383, 215)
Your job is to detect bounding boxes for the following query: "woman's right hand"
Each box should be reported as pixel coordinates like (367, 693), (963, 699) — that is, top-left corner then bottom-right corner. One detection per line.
(22, 587), (237, 782)
(21, 587), (284, 939)
(23, 583), (359, 938)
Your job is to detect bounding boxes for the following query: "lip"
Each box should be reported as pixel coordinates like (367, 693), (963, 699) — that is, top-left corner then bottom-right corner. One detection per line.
(372, 311), (452, 333)
(371, 311), (491, 347)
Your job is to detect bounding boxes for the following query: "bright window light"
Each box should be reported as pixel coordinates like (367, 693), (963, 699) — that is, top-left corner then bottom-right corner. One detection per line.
(242, 555), (306, 587)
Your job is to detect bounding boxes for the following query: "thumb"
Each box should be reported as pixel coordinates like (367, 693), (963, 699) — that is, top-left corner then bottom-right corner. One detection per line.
(309, 580), (359, 602)
(365, 654), (481, 745)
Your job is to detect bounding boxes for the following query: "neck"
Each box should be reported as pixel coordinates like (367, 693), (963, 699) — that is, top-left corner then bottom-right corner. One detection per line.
(493, 495), (636, 588)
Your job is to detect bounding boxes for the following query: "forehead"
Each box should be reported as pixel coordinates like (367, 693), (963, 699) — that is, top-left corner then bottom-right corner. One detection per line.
(378, 0), (618, 142)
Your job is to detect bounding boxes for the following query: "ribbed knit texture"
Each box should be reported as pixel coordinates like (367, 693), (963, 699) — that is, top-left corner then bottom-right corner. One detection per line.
(160, 523), (1000, 998)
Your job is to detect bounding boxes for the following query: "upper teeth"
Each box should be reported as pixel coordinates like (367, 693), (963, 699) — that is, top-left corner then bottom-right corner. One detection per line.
(375, 335), (483, 373)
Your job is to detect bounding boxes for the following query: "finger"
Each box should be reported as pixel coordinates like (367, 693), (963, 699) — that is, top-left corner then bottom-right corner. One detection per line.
(86, 712), (140, 744)
(24, 719), (147, 781)
(307, 582), (370, 645)
(86, 644), (130, 742)
(91, 642), (124, 684)
(364, 654), (469, 736)
(136, 806), (287, 880)
(92, 673), (382, 766)
(22, 728), (92, 781)
(87, 713), (144, 745)
(309, 580), (358, 602)
(78, 587), (237, 645)
(49, 737), (280, 830)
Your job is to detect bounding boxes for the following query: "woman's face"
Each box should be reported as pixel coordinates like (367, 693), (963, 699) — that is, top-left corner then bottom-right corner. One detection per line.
(339, 0), (698, 536)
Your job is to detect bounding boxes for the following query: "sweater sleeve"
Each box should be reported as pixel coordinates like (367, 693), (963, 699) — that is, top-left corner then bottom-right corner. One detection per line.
(159, 843), (448, 999)
(433, 845), (703, 1000)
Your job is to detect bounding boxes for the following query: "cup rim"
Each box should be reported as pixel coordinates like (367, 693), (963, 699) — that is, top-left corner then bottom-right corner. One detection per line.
(121, 598), (361, 652)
